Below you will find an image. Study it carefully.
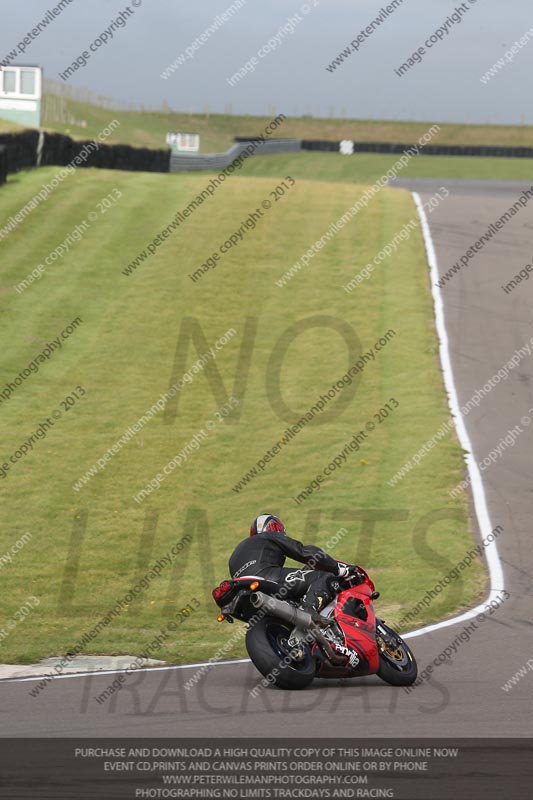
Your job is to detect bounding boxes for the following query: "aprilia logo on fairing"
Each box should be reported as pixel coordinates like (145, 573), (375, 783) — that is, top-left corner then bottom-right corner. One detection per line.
(334, 643), (360, 667)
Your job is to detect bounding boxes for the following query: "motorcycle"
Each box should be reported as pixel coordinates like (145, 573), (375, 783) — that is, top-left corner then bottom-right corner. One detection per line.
(212, 566), (417, 690)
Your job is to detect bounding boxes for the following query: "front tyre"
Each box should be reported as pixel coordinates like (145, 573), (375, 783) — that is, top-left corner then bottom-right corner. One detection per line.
(246, 616), (315, 690)
(376, 620), (418, 686)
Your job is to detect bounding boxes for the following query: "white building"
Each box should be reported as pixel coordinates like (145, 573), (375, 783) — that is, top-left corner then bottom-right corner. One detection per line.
(0, 65), (42, 128)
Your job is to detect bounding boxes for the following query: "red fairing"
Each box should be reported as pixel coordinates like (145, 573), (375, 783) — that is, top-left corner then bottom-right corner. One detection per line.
(334, 562), (375, 591)
(355, 565), (375, 592)
(315, 573), (380, 678)
(336, 583), (380, 674)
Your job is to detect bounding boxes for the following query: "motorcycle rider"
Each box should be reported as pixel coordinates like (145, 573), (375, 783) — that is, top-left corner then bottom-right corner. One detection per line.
(228, 513), (359, 623)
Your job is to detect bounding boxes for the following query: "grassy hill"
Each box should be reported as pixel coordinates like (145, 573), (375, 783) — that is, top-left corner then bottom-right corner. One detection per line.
(0, 166), (483, 664)
(1, 93), (531, 153)
(0, 94), (531, 186)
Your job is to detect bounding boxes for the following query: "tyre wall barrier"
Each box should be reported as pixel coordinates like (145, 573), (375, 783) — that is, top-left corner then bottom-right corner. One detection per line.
(300, 139), (533, 158)
(0, 130), (41, 175)
(40, 132), (170, 172)
(0, 146), (7, 186)
(0, 130), (170, 177)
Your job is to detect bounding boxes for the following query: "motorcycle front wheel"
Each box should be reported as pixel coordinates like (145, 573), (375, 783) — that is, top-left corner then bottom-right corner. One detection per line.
(376, 620), (418, 686)
(246, 615), (316, 690)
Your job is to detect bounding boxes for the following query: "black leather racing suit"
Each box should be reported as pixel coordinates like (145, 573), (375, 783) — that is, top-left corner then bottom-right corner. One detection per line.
(228, 530), (341, 613)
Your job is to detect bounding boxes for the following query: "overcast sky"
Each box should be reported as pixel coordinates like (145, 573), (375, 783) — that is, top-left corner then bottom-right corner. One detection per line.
(4, 0), (531, 124)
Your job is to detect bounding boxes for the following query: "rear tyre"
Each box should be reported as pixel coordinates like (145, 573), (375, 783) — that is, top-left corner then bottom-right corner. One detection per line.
(246, 615), (316, 690)
(376, 620), (418, 686)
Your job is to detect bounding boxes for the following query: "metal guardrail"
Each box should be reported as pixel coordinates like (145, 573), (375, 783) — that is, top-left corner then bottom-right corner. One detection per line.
(170, 138), (302, 172)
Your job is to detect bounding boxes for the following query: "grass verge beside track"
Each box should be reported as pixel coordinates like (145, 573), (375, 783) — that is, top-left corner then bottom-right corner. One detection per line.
(237, 151), (533, 184)
(0, 166), (483, 665)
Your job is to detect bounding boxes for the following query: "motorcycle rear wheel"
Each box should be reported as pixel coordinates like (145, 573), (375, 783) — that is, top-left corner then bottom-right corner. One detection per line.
(246, 615), (316, 690)
(376, 621), (418, 686)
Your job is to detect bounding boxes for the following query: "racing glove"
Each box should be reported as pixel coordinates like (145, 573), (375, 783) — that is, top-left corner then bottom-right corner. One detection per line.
(337, 563), (356, 579)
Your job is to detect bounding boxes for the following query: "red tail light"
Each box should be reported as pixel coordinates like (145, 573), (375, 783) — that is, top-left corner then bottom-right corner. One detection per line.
(212, 580), (233, 600)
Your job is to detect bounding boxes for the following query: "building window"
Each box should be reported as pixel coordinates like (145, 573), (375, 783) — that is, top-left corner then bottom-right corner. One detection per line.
(3, 70), (17, 93)
(20, 69), (36, 95)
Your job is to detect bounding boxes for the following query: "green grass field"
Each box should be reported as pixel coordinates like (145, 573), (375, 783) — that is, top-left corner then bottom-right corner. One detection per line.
(0, 166), (483, 665)
(237, 151), (533, 184)
(37, 96), (533, 152)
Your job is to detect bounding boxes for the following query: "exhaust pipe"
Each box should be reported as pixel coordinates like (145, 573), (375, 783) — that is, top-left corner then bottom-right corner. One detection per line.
(250, 592), (346, 665)
(250, 591), (313, 629)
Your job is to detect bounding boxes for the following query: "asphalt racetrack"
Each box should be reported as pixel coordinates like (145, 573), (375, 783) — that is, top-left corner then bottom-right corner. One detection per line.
(2, 179), (532, 737)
